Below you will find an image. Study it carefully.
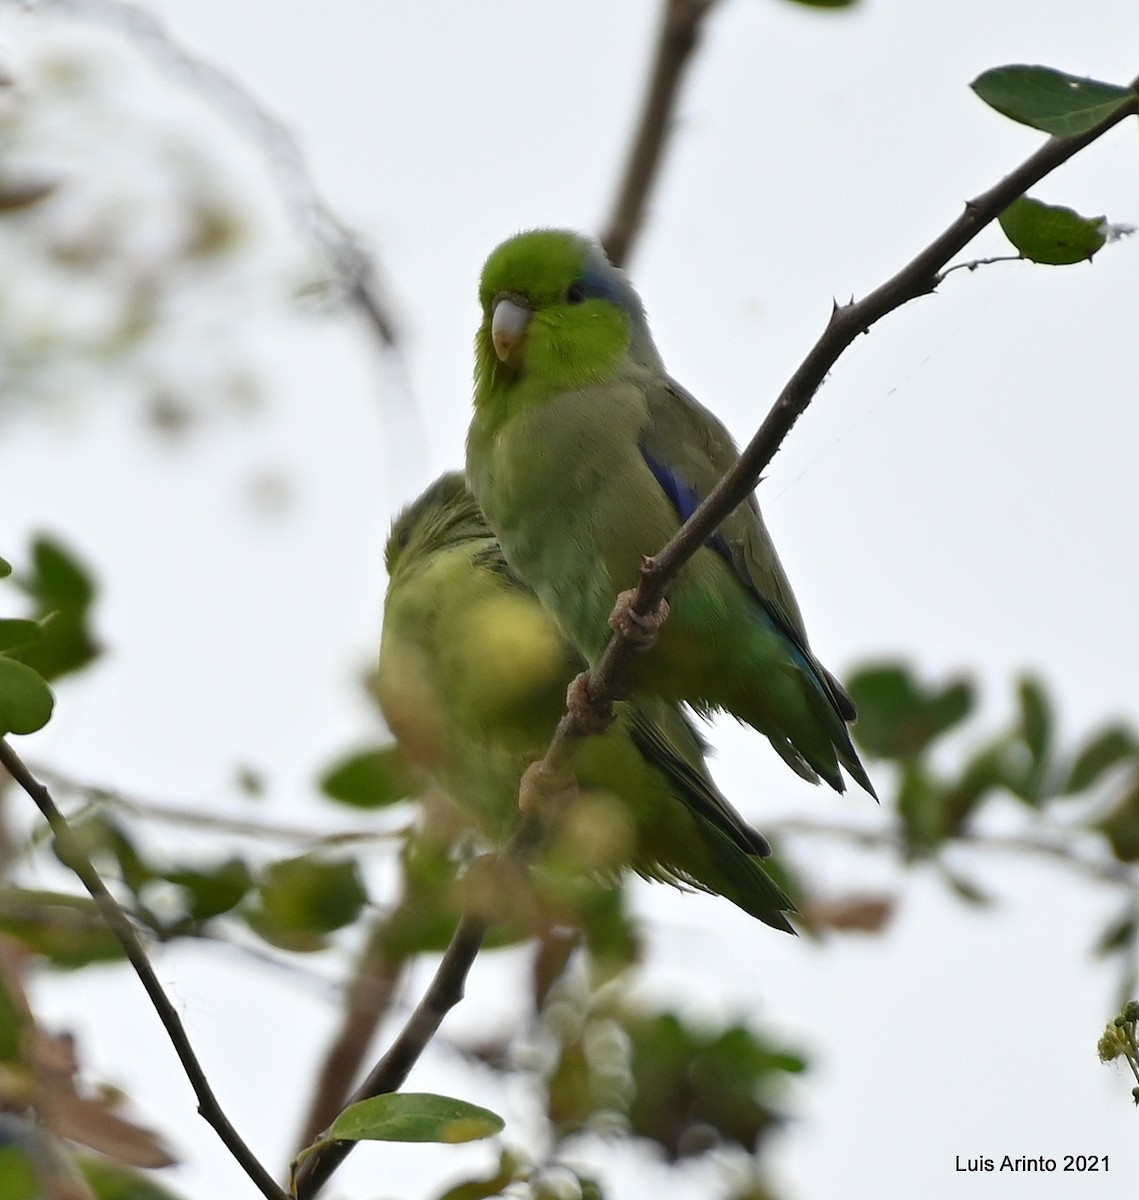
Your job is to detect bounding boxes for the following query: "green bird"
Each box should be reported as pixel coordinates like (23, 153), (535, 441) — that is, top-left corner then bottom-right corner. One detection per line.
(466, 229), (873, 798)
(374, 471), (794, 933)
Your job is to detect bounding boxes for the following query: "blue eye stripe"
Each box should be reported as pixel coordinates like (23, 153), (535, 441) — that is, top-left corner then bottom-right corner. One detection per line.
(580, 259), (631, 309)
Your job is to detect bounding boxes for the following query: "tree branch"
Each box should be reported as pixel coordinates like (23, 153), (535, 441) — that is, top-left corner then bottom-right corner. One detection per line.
(291, 801), (554, 1196)
(578, 77), (1139, 766)
(769, 815), (1139, 891)
(600, 0), (720, 268)
(291, 911), (490, 1199)
(15, 0), (400, 348)
(292, 919), (406, 1154)
(0, 740), (289, 1200)
(29, 761), (405, 849)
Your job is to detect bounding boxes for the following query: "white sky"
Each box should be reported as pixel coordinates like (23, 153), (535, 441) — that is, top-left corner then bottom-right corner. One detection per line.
(1, 1), (1138, 1198)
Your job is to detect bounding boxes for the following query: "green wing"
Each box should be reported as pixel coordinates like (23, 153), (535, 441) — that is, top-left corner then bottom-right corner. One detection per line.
(639, 374), (858, 723)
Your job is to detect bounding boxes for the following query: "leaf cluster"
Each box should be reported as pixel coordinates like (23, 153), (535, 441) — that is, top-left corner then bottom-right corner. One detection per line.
(848, 662), (1139, 994)
(0, 539), (99, 738)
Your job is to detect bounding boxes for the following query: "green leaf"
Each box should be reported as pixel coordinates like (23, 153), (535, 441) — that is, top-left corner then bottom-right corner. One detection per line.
(939, 865), (994, 907)
(1019, 676), (1052, 766)
(328, 1093), (504, 1144)
(1098, 780), (1139, 862)
(896, 761), (948, 853)
(253, 854), (367, 938)
(0, 557), (11, 579)
(0, 656), (54, 735)
(846, 664), (973, 760)
(1004, 674), (1053, 802)
(379, 829), (463, 959)
(77, 1156), (189, 1200)
(1094, 907), (1138, 957)
(0, 621), (42, 654)
(623, 1012), (805, 1160)
(998, 196), (1106, 265)
(432, 1150), (526, 1200)
(319, 745), (416, 808)
(0, 887), (125, 968)
(8, 536), (100, 682)
(163, 858), (252, 920)
(27, 537), (96, 610)
(1064, 726), (1139, 794)
(972, 65), (1134, 136)
(67, 815), (153, 897)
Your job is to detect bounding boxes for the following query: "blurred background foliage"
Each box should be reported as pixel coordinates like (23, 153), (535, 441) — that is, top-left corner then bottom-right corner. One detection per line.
(3, 520), (1139, 1198)
(0, 4), (1136, 1200)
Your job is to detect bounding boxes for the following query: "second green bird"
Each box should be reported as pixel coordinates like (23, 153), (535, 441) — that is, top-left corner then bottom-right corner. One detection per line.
(375, 472), (794, 933)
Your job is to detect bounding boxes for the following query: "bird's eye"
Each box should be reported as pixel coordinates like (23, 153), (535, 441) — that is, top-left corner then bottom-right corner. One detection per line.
(565, 281), (586, 305)
(397, 527), (411, 549)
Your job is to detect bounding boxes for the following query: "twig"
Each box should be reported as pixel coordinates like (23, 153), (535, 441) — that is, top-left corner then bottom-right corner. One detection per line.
(291, 800), (552, 1196)
(29, 762), (406, 848)
(940, 253), (1026, 277)
(292, 917), (406, 1152)
(291, 911), (490, 1199)
(10, 0), (399, 348)
(0, 740), (289, 1200)
(768, 815), (1139, 890)
(600, 0), (720, 267)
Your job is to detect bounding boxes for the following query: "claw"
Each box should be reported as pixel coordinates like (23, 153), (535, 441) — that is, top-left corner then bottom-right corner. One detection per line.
(608, 589), (670, 650)
(566, 671), (614, 735)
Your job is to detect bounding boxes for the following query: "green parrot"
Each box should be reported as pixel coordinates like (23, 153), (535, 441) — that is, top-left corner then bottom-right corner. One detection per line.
(374, 471), (794, 933)
(466, 229), (873, 798)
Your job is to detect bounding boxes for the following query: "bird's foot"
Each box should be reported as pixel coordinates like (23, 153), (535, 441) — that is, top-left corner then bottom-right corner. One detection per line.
(608, 589), (670, 650)
(566, 670), (614, 735)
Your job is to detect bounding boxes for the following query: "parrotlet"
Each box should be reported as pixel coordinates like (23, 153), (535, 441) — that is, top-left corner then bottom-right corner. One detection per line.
(466, 229), (873, 797)
(374, 471), (794, 932)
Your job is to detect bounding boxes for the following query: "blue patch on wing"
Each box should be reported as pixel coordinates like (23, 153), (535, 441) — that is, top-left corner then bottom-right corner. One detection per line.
(640, 443), (733, 563)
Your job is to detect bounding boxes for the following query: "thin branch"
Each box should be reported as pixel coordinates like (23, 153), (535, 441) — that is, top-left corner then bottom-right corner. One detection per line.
(29, 762), (406, 848)
(940, 252), (1026, 278)
(291, 803), (553, 1196)
(291, 911), (490, 1199)
(600, 0), (721, 267)
(292, 917), (406, 1152)
(768, 815), (1139, 891)
(0, 740), (289, 1200)
(11, 0), (399, 348)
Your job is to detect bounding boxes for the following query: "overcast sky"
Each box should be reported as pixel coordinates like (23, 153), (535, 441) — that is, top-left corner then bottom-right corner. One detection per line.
(2, 1), (1138, 1198)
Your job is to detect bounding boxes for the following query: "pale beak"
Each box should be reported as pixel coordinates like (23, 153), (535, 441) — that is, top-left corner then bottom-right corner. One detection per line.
(491, 296), (531, 361)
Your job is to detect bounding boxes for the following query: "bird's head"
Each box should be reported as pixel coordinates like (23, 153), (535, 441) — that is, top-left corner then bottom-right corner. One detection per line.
(384, 472), (489, 580)
(474, 229), (661, 403)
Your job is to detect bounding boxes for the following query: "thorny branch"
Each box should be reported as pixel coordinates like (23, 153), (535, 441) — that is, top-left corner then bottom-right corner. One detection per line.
(570, 75), (1139, 772)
